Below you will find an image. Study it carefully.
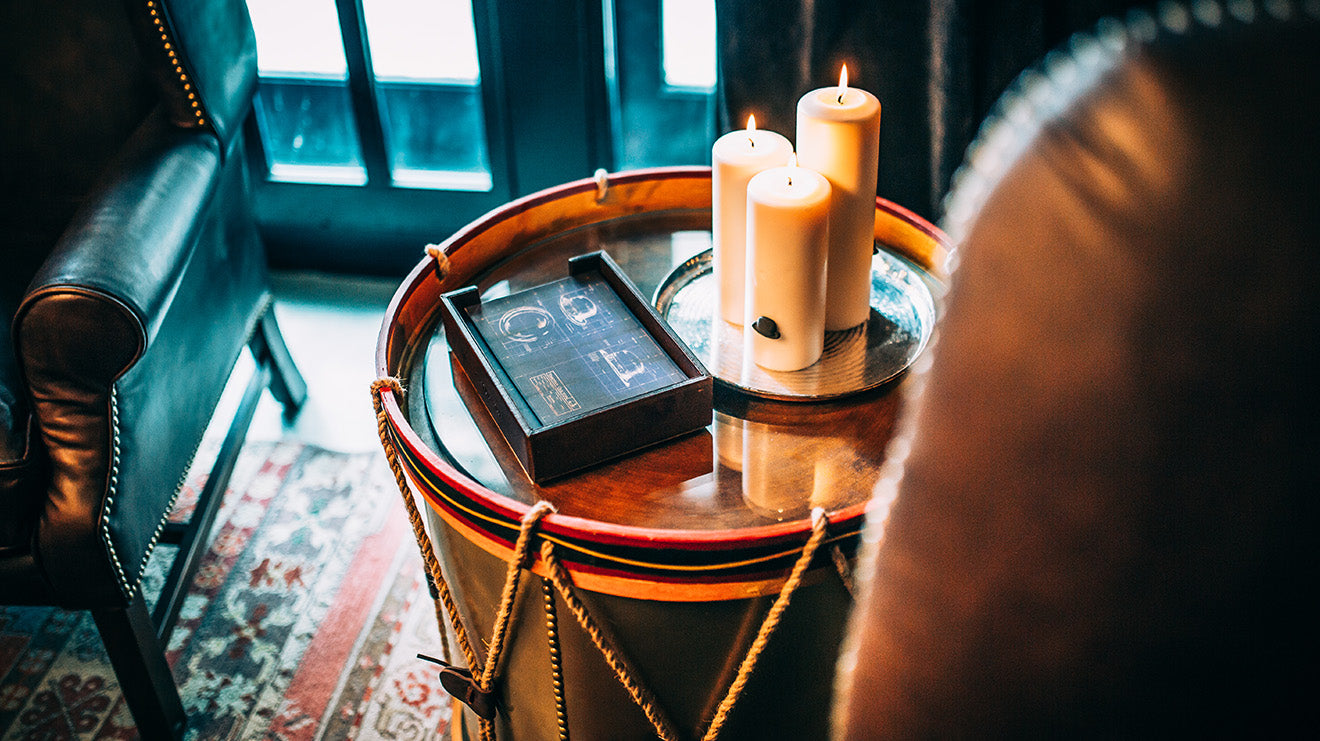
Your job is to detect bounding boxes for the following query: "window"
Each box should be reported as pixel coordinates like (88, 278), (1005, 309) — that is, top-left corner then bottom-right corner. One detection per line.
(606, 0), (716, 169)
(661, 0), (716, 89)
(243, 0), (716, 273)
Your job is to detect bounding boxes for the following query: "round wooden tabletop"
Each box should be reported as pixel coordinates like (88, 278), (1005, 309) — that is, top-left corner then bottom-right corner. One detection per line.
(406, 207), (941, 533)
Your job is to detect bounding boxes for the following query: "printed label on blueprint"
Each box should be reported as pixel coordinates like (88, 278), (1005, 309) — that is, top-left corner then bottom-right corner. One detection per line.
(529, 370), (581, 417)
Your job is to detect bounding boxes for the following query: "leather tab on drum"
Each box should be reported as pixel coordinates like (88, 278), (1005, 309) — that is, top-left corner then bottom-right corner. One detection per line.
(419, 653), (497, 720)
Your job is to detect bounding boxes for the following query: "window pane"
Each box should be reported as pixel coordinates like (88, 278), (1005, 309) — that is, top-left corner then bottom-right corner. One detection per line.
(608, 0), (717, 169)
(364, 0), (479, 81)
(247, 0), (349, 77)
(662, 0), (716, 90)
(253, 81), (367, 185)
(245, 0), (367, 184)
(363, 0), (493, 191)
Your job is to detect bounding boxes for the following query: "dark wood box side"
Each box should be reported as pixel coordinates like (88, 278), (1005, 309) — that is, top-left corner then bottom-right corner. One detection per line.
(526, 376), (712, 481)
(439, 287), (540, 479)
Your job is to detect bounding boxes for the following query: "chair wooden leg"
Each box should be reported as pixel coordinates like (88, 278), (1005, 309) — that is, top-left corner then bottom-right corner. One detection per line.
(92, 595), (187, 740)
(252, 305), (307, 418)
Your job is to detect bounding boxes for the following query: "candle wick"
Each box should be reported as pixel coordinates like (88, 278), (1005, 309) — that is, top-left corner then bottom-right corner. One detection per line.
(787, 175), (793, 186)
(837, 91), (845, 104)
(749, 137), (755, 148)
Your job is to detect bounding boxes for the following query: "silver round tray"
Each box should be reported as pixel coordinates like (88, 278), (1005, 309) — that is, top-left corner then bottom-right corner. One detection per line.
(653, 248), (936, 401)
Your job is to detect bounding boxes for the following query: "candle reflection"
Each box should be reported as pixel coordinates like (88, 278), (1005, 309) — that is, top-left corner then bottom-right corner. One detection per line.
(714, 407), (877, 522)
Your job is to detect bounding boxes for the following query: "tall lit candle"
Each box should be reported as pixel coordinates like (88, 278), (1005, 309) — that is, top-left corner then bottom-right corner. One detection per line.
(745, 154), (830, 372)
(796, 65), (881, 330)
(712, 115), (793, 325)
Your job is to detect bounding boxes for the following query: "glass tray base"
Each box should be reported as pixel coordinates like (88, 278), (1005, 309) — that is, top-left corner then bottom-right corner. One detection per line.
(653, 248), (936, 401)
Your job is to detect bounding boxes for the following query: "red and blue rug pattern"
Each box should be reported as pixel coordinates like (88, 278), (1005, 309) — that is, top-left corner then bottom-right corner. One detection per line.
(1, 442), (451, 740)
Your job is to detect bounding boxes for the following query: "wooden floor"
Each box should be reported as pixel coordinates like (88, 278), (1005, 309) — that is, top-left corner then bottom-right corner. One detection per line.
(245, 269), (401, 453)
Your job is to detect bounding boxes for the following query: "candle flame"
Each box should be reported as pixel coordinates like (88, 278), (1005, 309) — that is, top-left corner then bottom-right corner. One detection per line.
(747, 114), (757, 131)
(837, 65), (849, 103)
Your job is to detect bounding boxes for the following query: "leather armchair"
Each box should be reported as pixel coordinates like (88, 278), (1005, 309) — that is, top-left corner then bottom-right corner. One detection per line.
(835, 1), (1318, 737)
(1, 0), (305, 737)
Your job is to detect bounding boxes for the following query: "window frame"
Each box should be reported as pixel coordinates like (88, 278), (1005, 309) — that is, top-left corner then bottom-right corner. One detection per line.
(247, 0), (613, 275)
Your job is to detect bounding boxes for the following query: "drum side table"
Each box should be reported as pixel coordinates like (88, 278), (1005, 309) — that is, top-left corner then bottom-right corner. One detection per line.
(374, 167), (949, 740)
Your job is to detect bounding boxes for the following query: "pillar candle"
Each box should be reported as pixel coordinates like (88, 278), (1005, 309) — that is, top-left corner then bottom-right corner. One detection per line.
(712, 115), (793, 325)
(796, 66), (881, 330)
(745, 157), (830, 372)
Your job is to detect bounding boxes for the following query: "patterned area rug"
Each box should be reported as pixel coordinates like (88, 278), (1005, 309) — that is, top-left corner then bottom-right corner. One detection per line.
(0, 441), (452, 740)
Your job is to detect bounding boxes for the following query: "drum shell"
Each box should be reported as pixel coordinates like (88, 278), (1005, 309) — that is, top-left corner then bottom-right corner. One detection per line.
(427, 504), (853, 740)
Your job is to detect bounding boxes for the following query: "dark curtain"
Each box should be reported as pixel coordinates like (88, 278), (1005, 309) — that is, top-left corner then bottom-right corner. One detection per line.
(716, 0), (1148, 222)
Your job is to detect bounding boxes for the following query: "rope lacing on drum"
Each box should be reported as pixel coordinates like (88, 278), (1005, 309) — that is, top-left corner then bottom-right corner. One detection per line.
(374, 375), (846, 740)
(537, 509), (832, 741)
(831, 542), (856, 596)
(539, 538), (682, 740)
(700, 507), (832, 740)
(371, 376), (475, 670)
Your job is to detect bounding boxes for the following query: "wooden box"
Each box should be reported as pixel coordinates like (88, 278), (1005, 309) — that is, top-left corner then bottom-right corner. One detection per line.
(439, 251), (712, 482)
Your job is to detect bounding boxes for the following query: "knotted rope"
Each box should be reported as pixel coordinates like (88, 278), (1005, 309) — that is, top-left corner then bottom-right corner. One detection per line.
(699, 507), (831, 740)
(371, 377), (475, 670)
(539, 539), (683, 741)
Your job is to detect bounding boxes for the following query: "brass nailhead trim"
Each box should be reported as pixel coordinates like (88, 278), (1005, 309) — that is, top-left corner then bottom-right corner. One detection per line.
(146, 1), (206, 128)
(104, 387), (134, 600)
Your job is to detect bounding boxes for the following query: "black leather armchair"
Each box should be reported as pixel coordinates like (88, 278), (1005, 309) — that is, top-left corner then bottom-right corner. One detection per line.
(835, 1), (1318, 737)
(1, 0), (305, 737)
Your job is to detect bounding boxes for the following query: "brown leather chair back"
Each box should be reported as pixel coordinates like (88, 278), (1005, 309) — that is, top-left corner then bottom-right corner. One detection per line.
(835, 2), (1319, 736)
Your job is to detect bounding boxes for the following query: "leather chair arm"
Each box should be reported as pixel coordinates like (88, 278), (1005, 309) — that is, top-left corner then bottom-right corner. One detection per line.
(18, 110), (222, 354)
(11, 109), (222, 606)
